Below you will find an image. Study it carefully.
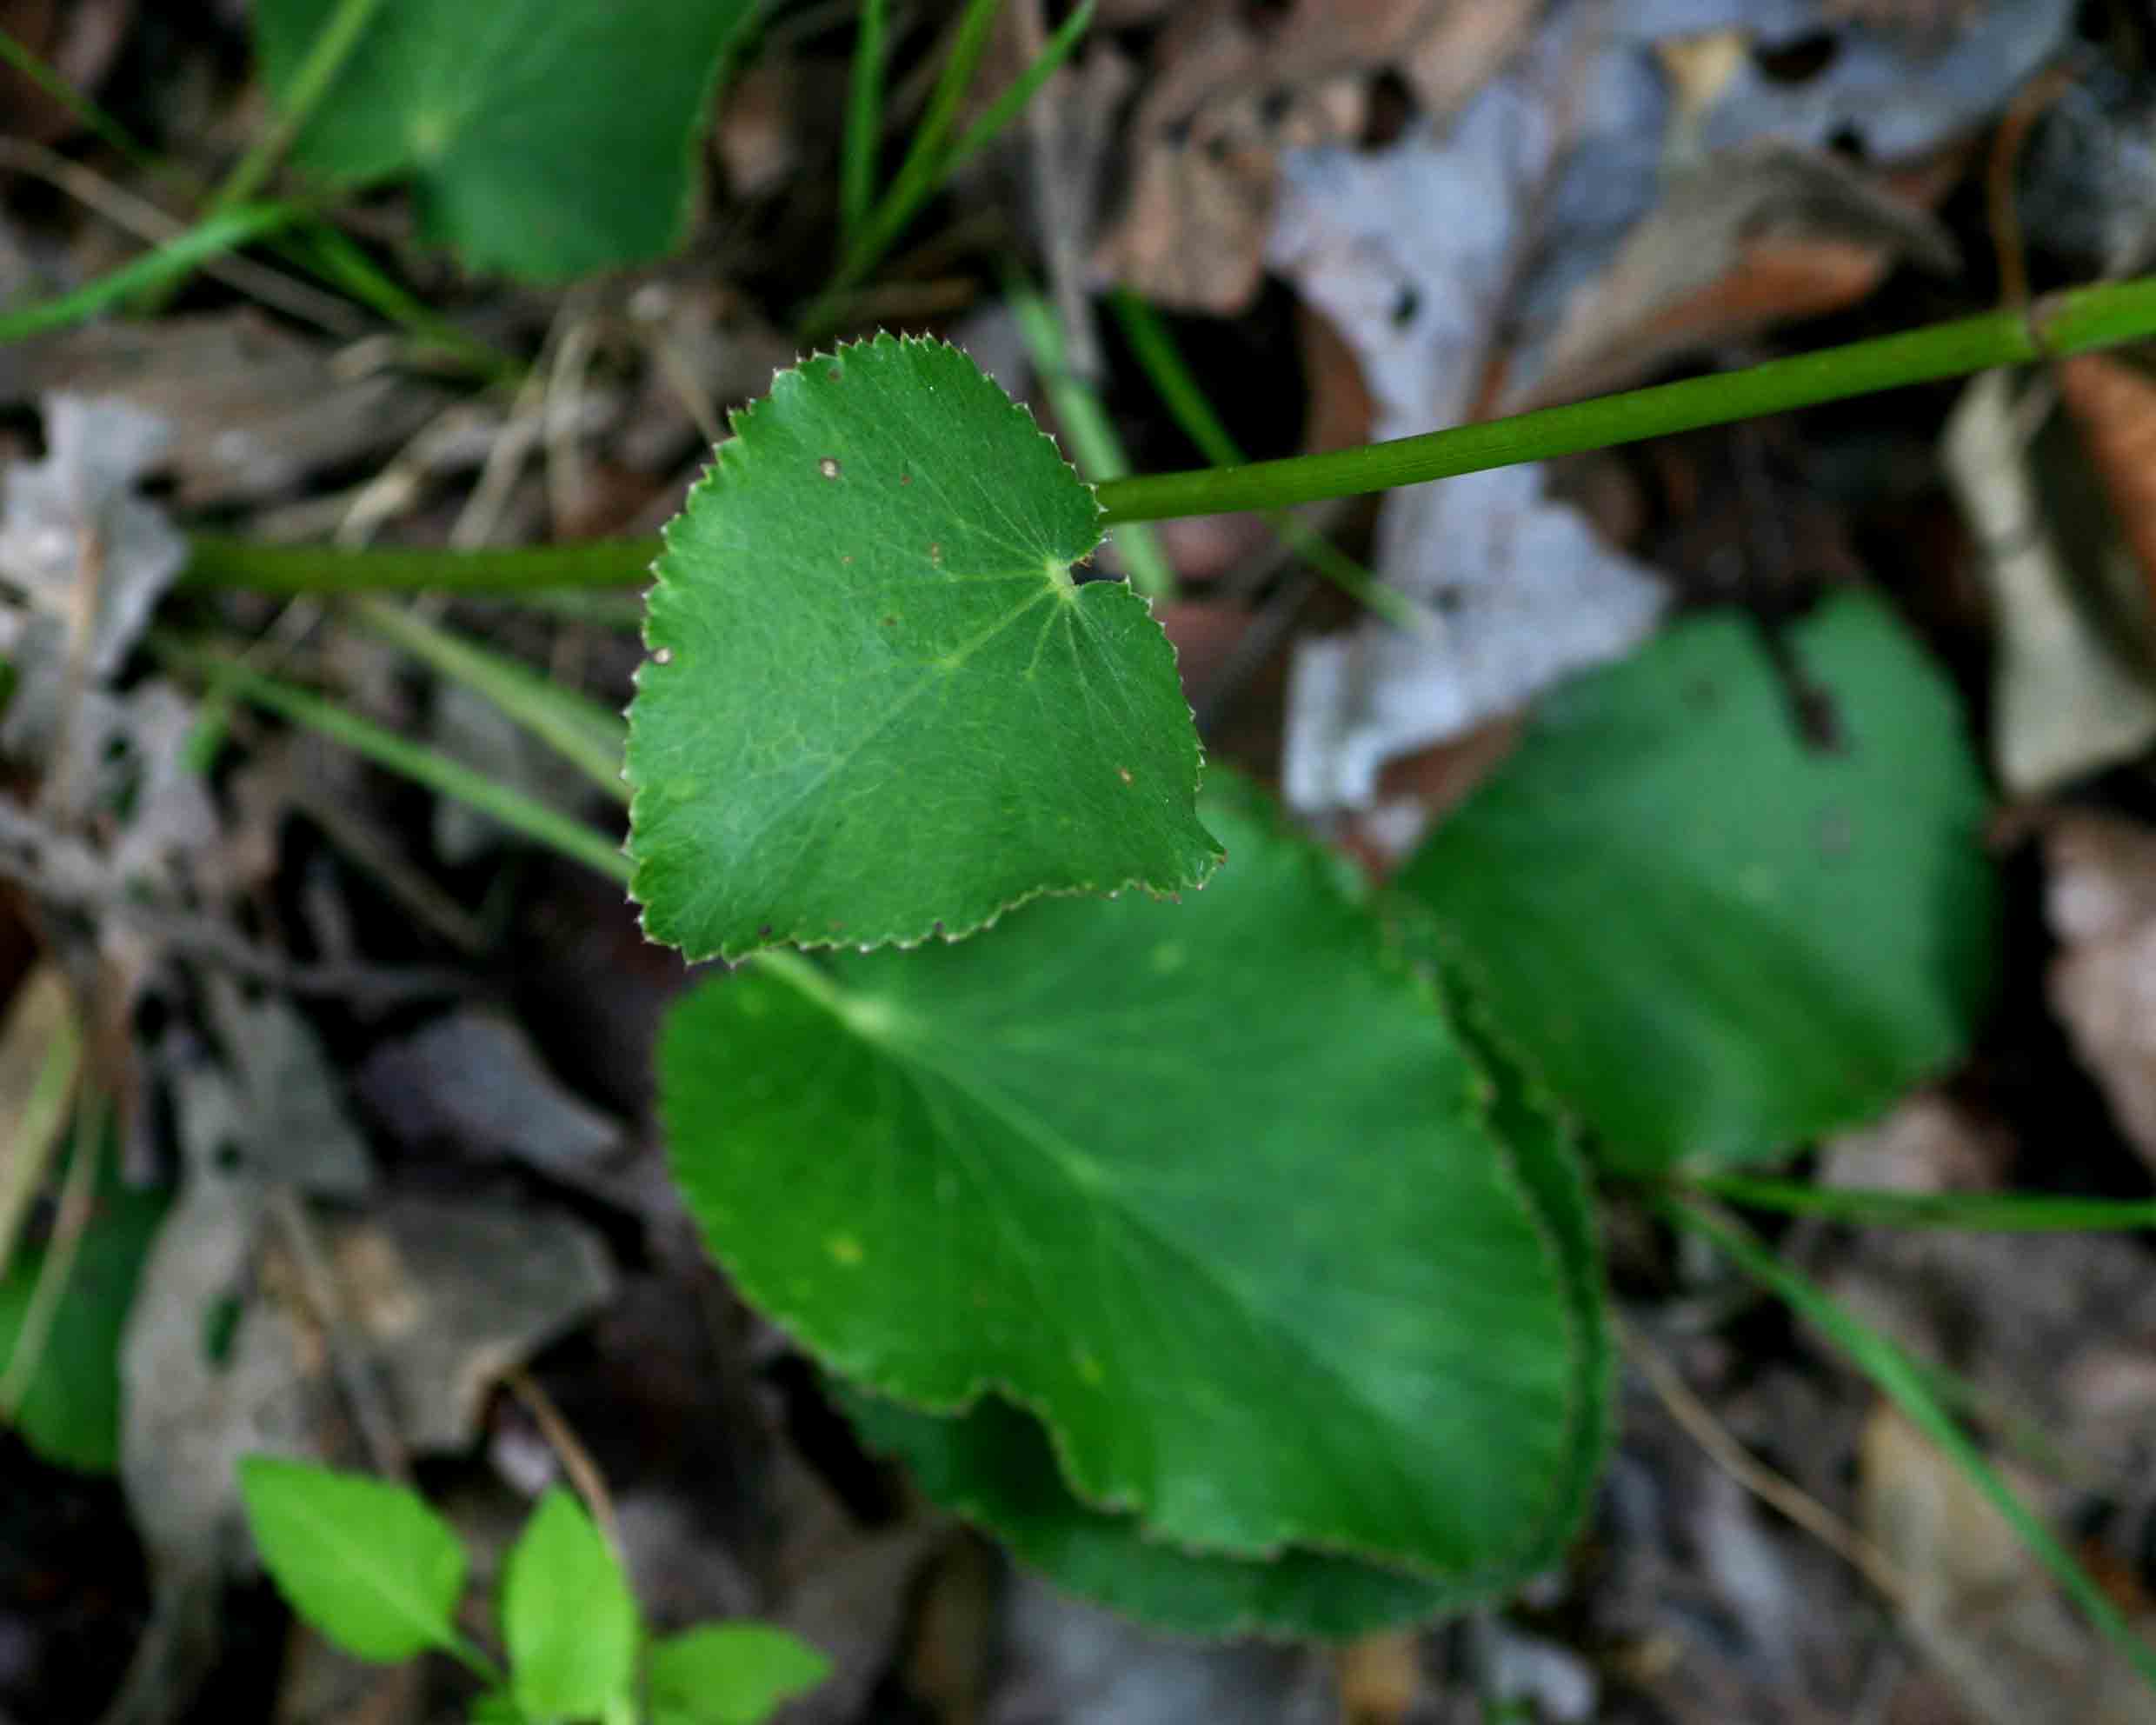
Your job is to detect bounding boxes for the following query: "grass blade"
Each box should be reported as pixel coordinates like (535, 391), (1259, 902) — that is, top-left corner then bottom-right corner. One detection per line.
(1108, 288), (1426, 631)
(0, 23), (154, 165)
(0, 200), (310, 343)
(347, 597), (627, 803)
(1683, 1172), (2156, 1232)
(0, 969), (81, 1283)
(0, 1091), (103, 1422)
(842, 0), (890, 249)
(811, 0), (1097, 325)
(154, 636), (630, 884)
(938, 0), (1093, 183)
(211, 0), (387, 213)
(1661, 1193), (2156, 1695)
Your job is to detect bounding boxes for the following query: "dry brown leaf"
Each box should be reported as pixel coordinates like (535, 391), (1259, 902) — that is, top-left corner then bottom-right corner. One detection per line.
(1860, 1403), (2156, 1725)
(2045, 811), (2156, 1172)
(1334, 1630), (1423, 1725)
(1943, 370), (2156, 795)
(1091, 0), (1534, 312)
(2060, 353), (2156, 616)
(1521, 143), (1958, 408)
(0, 312), (446, 509)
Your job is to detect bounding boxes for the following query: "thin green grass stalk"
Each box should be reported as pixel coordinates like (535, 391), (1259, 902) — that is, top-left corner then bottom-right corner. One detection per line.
(935, 1), (1091, 190)
(1096, 276), (2156, 523)
(153, 635), (632, 883)
(1008, 278), (1175, 602)
(813, 0), (1007, 313)
(190, 277), (2156, 596)
(1686, 1172), (2156, 1232)
(0, 24), (155, 164)
(282, 223), (524, 383)
(347, 597), (628, 803)
(842, 0), (891, 249)
(0, 199), (311, 343)
(808, 0), (1093, 329)
(182, 531), (662, 596)
(1661, 1194), (2156, 1694)
(0, 22), (516, 375)
(210, 0), (386, 215)
(0, 1090), (103, 1421)
(1108, 288), (1426, 631)
(0, 989), (81, 1284)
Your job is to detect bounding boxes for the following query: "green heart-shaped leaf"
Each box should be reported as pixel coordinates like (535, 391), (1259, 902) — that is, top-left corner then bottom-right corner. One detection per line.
(831, 966), (1610, 1637)
(629, 336), (1220, 961)
(662, 778), (1583, 1578)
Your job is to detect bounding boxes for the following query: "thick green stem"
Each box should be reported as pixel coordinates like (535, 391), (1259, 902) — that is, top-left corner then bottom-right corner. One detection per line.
(179, 276), (2156, 596)
(1095, 277), (2156, 523)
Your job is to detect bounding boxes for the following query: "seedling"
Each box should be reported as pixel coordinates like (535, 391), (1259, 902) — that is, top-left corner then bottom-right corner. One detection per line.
(236, 1456), (828, 1725)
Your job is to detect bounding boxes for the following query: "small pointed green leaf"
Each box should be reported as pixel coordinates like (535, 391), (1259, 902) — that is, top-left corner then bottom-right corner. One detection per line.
(648, 1623), (831, 1725)
(237, 1456), (468, 1663)
(627, 335), (1221, 962)
(662, 776), (1579, 1578)
(1397, 593), (1997, 1173)
(254, 0), (756, 279)
(502, 1488), (641, 1723)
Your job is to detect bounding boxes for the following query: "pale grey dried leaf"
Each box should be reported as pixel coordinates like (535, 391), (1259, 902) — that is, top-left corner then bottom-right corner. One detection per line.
(1266, 17), (1667, 807)
(1944, 372), (2156, 796)
(204, 977), (374, 1199)
(1688, 0), (2074, 164)
(985, 1574), (1335, 1725)
(0, 311), (447, 508)
(325, 1196), (613, 1452)
(110, 1066), (332, 1725)
(0, 394), (183, 680)
(356, 1007), (623, 1174)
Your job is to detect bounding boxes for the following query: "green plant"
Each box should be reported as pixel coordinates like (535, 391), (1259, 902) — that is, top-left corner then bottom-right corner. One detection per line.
(236, 1456), (829, 1725)
(13, 0), (2156, 1685)
(174, 306), (2156, 1675)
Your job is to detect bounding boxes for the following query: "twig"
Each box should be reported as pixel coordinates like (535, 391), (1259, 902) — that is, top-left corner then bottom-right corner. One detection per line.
(1617, 1312), (1912, 1606)
(0, 796), (466, 1001)
(0, 139), (365, 335)
(502, 1363), (622, 1555)
(1987, 63), (2079, 311)
(267, 1186), (409, 1479)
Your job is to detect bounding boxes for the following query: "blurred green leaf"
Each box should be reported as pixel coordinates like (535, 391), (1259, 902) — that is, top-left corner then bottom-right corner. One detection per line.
(502, 1489), (640, 1722)
(253, 0), (758, 278)
(1398, 593), (1997, 1172)
(238, 1457), (469, 1662)
(647, 1623), (830, 1725)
